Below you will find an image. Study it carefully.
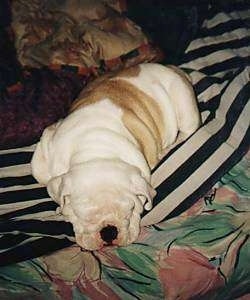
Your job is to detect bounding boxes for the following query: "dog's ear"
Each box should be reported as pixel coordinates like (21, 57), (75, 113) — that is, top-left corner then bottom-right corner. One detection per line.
(47, 173), (70, 207)
(31, 122), (59, 185)
(131, 174), (156, 211)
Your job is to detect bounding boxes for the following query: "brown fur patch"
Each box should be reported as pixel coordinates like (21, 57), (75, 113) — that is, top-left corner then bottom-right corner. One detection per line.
(74, 66), (140, 102)
(71, 78), (164, 168)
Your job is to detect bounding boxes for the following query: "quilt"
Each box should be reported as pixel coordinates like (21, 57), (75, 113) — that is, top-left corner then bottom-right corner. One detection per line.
(0, 153), (249, 299)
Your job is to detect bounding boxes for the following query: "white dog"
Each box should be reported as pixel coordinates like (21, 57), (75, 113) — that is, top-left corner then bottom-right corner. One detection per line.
(31, 63), (200, 250)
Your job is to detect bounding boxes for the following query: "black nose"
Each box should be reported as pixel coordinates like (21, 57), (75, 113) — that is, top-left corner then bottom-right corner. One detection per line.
(100, 225), (118, 244)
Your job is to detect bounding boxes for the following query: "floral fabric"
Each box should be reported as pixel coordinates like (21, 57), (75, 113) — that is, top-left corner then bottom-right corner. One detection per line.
(1, 151), (249, 299)
(11, 0), (156, 69)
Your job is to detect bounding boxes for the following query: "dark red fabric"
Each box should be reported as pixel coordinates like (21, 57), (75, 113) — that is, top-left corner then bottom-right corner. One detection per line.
(0, 69), (88, 149)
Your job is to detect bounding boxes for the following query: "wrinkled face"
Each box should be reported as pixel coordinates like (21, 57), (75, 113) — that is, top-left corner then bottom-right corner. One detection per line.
(60, 188), (145, 250)
(47, 161), (155, 250)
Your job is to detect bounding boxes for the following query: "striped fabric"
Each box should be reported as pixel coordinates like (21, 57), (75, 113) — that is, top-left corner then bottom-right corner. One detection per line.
(0, 4), (249, 265)
(142, 5), (250, 225)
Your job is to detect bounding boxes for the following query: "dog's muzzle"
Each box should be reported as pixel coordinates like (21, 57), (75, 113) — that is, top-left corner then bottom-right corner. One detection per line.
(60, 189), (149, 250)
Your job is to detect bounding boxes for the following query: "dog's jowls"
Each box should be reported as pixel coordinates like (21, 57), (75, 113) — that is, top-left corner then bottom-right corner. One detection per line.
(31, 63), (201, 250)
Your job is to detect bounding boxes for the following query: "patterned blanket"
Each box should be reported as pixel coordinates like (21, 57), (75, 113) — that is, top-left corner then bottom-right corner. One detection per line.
(0, 153), (249, 299)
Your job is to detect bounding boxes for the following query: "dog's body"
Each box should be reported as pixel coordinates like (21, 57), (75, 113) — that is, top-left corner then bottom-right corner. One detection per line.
(31, 63), (200, 250)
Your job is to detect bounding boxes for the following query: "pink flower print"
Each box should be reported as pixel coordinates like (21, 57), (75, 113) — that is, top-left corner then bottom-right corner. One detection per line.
(158, 247), (225, 300)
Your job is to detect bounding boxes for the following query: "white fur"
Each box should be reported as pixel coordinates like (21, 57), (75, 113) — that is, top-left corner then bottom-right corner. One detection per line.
(31, 63), (200, 250)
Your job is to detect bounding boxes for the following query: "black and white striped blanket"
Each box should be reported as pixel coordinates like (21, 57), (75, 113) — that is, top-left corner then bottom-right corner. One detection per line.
(0, 4), (249, 265)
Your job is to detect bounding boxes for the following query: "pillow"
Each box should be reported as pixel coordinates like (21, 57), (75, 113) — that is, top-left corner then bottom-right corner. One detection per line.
(11, 0), (163, 69)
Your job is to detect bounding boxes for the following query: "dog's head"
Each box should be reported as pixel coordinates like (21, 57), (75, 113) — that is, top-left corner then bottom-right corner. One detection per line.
(47, 160), (155, 250)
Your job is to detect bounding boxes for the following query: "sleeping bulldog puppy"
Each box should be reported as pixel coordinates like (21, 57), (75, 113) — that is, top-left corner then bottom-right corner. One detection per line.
(31, 63), (200, 250)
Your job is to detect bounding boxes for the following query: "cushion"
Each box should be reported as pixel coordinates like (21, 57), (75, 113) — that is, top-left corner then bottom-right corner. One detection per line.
(11, 0), (162, 69)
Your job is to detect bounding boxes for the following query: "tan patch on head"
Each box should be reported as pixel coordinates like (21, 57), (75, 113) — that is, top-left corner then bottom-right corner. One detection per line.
(71, 77), (164, 168)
